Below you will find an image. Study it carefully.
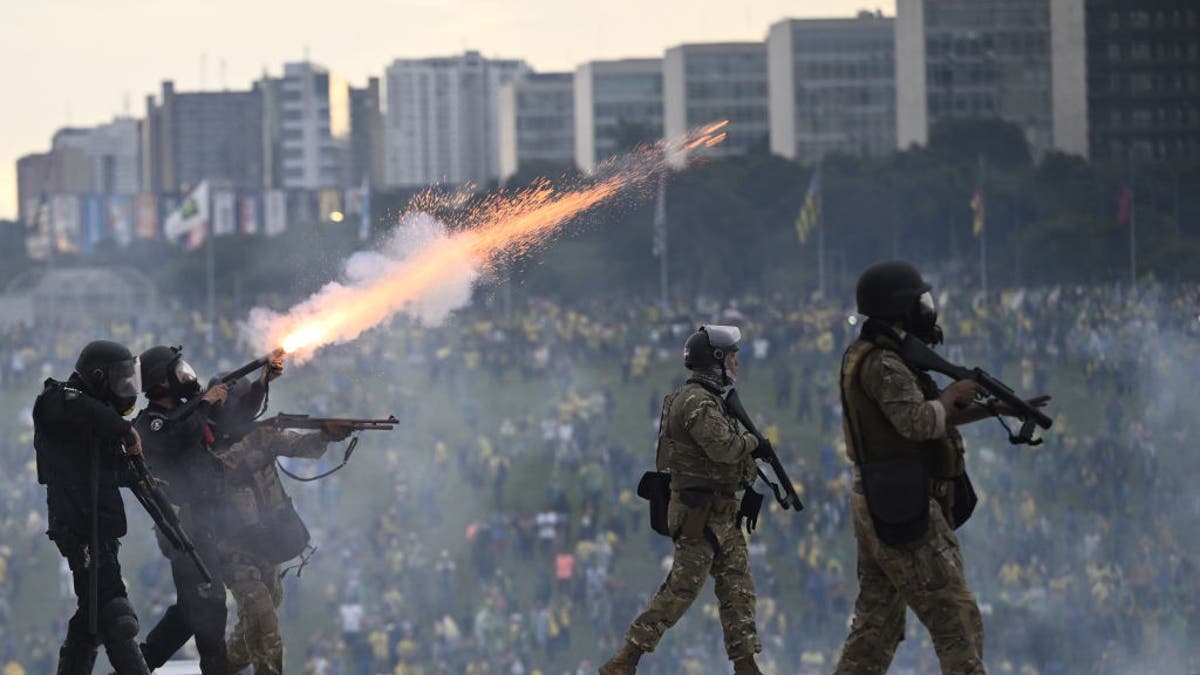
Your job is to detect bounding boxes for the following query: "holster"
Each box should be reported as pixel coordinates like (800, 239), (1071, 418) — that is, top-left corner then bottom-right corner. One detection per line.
(949, 471), (978, 529)
(636, 471), (672, 537)
(676, 489), (713, 539)
(860, 456), (930, 546)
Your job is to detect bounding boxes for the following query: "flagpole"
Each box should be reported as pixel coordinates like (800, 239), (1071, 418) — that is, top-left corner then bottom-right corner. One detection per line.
(817, 162), (825, 297)
(1129, 162), (1137, 293)
(206, 221), (215, 344)
(978, 155), (987, 299)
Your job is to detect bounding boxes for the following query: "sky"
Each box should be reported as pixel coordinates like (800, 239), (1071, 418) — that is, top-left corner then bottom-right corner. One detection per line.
(0, 0), (895, 220)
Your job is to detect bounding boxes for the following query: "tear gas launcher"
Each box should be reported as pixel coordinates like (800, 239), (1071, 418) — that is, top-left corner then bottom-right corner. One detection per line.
(897, 335), (1053, 446)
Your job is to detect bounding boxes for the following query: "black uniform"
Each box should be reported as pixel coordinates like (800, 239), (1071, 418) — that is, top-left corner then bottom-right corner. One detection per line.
(34, 375), (150, 675)
(135, 400), (230, 674)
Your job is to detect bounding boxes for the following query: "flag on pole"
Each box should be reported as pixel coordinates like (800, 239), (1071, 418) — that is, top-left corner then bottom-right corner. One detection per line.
(1116, 185), (1133, 225)
(795, 168), (820, 244)
(970, 188), (985, 237)
(163, 181), (210, 250)
(652, 173), (667, 257)
(358, 175), (371, 241)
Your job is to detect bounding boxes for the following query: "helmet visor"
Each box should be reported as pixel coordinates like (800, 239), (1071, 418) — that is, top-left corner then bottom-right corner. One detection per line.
(702, 324), (741, 352)
(108, 357), (142, 399)
(174, 359), (198, 387)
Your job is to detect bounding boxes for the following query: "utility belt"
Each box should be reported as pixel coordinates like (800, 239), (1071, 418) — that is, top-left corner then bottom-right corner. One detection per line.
(637, 472), (763, 539)
(853, 459), (977, 546)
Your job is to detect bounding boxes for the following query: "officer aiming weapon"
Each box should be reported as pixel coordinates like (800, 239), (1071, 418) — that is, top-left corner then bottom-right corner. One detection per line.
(165, 350), (282, 424)
(724, 389), (804, 511)
(120, 444), (213, 582)
(898, 335), (1053, 445)
(256, 414), (399, 481)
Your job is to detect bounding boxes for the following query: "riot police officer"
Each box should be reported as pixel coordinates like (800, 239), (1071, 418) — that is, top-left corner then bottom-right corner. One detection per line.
(834, 261), (1049, 674)
(33, 340), (152, 675)
(602, 325), (765, 675)
(133, 345), (232, 673)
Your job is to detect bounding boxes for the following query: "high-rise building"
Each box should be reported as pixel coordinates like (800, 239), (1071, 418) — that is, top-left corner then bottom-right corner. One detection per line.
(663, 42), (769, 159)
(384, 51), (530, 187)
(574, 59), (663, 173)
(768, 14), (896, 165)
(16, 117), (141, 224)
(896, 0), (1083, 157)
(349, 77), (386, 187)
(141, 80), (265, 194)
(497, 72), (575, 181)
(1083, 1), (1200, 161)
(267, 62), (351, 190)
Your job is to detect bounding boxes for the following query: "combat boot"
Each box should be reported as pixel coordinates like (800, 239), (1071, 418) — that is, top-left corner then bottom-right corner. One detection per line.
(599, 641), (645, 674)
(732, 654), (762, 675)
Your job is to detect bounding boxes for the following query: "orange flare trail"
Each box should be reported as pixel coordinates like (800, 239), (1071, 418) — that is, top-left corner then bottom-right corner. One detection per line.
(261, 123), (728, 360)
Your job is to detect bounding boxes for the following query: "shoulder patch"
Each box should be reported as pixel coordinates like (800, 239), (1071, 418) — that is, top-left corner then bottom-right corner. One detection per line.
(149, 417), (164, 432)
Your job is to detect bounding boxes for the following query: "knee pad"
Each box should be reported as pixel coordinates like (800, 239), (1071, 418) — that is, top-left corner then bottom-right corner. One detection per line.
(100, 597), (140, 642)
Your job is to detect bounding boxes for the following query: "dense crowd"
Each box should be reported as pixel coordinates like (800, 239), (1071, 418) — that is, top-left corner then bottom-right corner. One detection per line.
(1, 277), (1198, 674)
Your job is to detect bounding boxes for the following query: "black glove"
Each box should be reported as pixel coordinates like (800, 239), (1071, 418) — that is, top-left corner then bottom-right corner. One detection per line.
(751, 437), (773, 461)
(737, 488), (765, 534)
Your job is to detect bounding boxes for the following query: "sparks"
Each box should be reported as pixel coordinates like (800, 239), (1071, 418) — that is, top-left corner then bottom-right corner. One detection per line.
(254, 123), (729, 362)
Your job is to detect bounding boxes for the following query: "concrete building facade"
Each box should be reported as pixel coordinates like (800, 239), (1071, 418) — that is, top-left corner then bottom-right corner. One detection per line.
(768, 14), (896, 164)
(384, 51), (530, 187)
(497, 72), (575, 180)
(664, 42), (769, 158)
(1083, 0), (1200, 161)
(573, 59), (663, 173)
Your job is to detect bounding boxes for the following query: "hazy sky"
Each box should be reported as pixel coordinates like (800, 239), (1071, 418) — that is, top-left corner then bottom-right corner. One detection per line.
(1, 0), (894, 220)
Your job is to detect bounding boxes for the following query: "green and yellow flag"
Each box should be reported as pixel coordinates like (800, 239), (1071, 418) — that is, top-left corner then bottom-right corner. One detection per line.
(795, 169), (821, 244)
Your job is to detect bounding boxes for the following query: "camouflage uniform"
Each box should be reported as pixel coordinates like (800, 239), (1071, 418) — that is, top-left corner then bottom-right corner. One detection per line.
(623, 377), (762, 661)
(215, 427), (331, 675)
(835, 331), (986, 675)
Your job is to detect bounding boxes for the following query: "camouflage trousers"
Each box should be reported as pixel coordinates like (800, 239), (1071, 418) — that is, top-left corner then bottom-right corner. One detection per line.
(835, 491), (986, 675)
(625, 496), (761, 660)
(220, 546), (283, 675)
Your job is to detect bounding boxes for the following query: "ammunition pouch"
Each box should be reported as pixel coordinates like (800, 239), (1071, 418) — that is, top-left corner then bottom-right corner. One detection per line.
(860, 456), (930, 546)
(636, 471), (672, 537)
(736, 488), (764, 533)
(949, 471), (978, 529)
(240, 498), (310, 565)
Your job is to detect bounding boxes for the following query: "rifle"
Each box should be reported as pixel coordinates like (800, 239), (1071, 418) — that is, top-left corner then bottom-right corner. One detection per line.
(121, 446), (213, 583)
(897, 334), (1053, 445)
(165, 351), (280, 424)
(256, 414), (399, 482)
(258, 413), (399, 431)
(724, 389), (804, 512)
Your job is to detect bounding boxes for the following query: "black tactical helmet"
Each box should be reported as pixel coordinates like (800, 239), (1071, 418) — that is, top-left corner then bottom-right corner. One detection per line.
(140, 345), (200, 400)
(683, 324), (741, 370)
(74, 340), (141, 412)
(855, 260), (932, 318)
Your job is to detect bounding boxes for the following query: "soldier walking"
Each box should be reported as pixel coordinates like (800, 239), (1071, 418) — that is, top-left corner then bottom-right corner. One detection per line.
(601, 325), (767, 675)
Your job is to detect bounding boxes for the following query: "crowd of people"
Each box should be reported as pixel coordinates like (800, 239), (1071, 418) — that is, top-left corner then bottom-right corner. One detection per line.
(0, 274), (1197, 674)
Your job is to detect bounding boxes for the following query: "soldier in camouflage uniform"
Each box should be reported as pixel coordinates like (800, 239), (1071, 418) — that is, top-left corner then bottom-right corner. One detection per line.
(602, 325), (766, 675)
(215, 415), (352, 675)
(835, 261), (1049, 675)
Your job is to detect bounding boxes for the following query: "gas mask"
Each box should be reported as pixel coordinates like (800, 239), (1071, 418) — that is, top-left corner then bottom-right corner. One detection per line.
(146, 353), (201, 402)
(907, 291), (944, 345)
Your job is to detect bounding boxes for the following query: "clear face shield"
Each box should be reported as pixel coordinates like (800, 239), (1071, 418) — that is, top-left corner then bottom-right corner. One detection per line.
(107, 356), (142, 400)
(174, 358), (198, 388)
(701, 324), (742, 354)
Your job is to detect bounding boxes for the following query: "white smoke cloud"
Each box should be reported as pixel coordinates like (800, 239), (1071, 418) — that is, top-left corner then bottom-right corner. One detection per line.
(242, 212), (479, 363)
